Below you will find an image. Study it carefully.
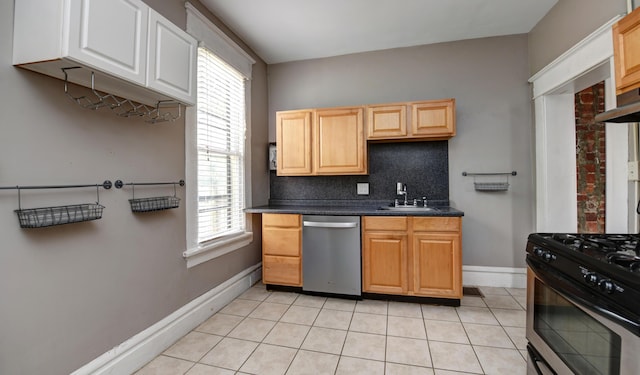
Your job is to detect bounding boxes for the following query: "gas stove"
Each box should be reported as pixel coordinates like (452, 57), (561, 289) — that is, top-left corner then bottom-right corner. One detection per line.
(527, 233), (640, 321)
(526, 233), (640, 374)
(535, 233), (640, 271)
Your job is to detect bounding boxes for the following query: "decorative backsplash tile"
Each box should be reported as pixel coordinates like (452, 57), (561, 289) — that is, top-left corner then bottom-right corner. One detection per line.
(269, 141), (449, 203)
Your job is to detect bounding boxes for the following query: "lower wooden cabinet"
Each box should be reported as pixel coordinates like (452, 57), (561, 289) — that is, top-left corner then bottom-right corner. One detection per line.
(412, 232), (461, 298)
(362, 228), (408, 294)
(262, 213), (302, 286)
(362, 216), (462, 299)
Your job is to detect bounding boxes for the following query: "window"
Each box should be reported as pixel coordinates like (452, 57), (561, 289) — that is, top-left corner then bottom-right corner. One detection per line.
(184, 3), (255, 267)
(196, 47), (246, 244)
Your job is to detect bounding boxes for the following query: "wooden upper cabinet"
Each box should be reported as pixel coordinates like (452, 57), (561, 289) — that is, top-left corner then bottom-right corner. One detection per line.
(366, 99), (456, 141)
(613, 7), (640, 95)
(276, 110), (313, 176)
(411, 99), (456, 138)
(314, 107), (367, 175)
(276, 107), (367, 176)
(367, 104), (407, 139)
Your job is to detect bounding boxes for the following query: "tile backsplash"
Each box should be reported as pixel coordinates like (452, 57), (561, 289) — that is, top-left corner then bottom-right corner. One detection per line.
(269, 141), (449, 203)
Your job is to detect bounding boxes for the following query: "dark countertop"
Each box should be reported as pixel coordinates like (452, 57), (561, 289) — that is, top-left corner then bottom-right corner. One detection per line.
(245, 200), (464, 217)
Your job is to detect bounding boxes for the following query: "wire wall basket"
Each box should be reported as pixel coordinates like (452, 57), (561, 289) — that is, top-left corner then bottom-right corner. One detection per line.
(0, 181), (112, 229)
(473, 182), (510, 192)
(116, 179), (184, 213)
(129, 196), (180, 213)
(16, 203), (105, 228)
(462, 171), (517, 192)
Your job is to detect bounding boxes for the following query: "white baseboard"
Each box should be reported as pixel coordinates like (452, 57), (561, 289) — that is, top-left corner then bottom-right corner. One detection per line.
(72, 263), (263, 375)
(463, 265), (527, 289)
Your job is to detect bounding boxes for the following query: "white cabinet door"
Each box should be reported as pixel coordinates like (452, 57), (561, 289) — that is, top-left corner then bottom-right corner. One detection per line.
(68, 0), (148, 84)
(147, 10), (197, 105)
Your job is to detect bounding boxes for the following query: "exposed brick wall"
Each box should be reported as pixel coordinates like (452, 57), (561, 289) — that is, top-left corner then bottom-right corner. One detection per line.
(575, 81), (606, 233)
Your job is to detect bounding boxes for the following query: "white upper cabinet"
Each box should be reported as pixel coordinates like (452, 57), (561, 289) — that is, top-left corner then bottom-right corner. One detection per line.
(13, 0), (196, 106)
(67, 0), (148, 85)
(147, 9), (197, 105)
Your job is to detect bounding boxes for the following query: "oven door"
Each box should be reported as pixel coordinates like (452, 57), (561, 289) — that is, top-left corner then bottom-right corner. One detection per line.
(526, 257), (640, 375)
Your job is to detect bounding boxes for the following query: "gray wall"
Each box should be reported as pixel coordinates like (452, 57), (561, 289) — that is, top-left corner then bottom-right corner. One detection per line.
(268, 35), (534, 269)
(0, 1), (269, 374)
(528, 0), (627, 75)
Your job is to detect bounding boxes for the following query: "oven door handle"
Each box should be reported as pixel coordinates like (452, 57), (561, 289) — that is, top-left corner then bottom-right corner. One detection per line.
(527, 256), (640, 336)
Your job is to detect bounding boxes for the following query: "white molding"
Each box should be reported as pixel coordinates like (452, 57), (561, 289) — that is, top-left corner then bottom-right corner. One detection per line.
(183, 7), (255, 267)
(463, 265), (527, 288)
(71, 264), (262, 375)
(529, 15), (628, 233)
(183, 231), (254, 268)
(185, 2), (255, 79)
(529, 15), (622, 95)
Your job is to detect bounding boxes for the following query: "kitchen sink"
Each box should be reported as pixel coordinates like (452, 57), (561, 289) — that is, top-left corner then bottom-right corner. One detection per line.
(378, 206), (438, 212)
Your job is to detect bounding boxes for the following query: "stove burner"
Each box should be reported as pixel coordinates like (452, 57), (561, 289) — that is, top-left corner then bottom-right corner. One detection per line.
(551, 233), (579, 243)
(607, 253), (640, 272)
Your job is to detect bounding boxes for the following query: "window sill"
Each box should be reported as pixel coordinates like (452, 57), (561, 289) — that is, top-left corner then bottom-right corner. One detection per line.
(183, 232), (253, 268)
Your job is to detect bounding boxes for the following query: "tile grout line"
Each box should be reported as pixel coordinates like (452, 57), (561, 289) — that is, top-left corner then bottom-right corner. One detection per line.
(140, 286), (529, 374)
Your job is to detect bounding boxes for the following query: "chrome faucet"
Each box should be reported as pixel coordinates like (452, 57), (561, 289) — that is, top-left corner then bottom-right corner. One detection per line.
(396, 182), (408, 206)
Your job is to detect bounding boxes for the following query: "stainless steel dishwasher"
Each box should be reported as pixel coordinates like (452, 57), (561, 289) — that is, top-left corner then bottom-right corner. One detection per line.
(302, 215), (361, 297)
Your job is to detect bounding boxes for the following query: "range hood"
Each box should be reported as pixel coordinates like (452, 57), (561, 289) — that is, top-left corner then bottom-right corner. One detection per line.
(595, 88), (640, 123)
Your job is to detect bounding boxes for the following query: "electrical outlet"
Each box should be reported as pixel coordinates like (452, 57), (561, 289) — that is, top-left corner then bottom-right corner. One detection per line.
(629, 161), (639, 181)
(357, 182), (369, 195)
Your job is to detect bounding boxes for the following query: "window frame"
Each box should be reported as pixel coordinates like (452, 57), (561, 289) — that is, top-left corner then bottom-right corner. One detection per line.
(183, 3), (255, 268)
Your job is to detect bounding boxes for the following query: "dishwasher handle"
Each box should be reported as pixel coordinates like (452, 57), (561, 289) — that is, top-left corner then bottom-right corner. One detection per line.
(303, 221), (358, 229)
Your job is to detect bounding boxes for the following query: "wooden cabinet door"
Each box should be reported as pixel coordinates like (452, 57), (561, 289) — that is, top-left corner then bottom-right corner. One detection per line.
(367, 104), (407, 139)
(68, 0), (148, 84)
(276, 111), (313, 175)
(362, 231), (408, 294)
(412, 232), (461, 298)
(147, 9), (197, 105)
(410, 99), (455, 138)
(314, 107), (367, 175)
(613, 7), (640, 94)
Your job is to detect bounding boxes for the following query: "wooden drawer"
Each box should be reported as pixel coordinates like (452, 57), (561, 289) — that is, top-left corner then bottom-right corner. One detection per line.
(413, 217), (461, 232)
(263, 227), (301, 256)
(263, 255), (301, 286)
(363, 216), (408, 231)
(263, 213), (300, 228)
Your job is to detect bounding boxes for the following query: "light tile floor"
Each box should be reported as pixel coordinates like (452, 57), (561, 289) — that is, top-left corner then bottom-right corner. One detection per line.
(136, 284), (527, 375)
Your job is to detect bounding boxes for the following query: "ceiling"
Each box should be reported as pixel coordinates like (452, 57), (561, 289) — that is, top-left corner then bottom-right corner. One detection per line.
(200, 0), (559, 64)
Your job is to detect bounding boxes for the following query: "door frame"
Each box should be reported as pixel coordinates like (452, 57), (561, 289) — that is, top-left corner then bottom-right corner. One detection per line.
(529, 15), (629, 233)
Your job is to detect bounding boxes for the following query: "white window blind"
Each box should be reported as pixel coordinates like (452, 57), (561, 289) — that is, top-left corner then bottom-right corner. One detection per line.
(196, 47), (246, 244)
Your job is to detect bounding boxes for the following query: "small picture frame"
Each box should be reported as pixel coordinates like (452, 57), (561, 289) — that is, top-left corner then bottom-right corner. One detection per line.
(269, 143), (277, 171)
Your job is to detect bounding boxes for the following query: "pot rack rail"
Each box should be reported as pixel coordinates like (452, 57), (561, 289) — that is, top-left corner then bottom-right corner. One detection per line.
(0, 179), (186, 226)
(62, 67), (182, 124)
(462, 171), (517, 192)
